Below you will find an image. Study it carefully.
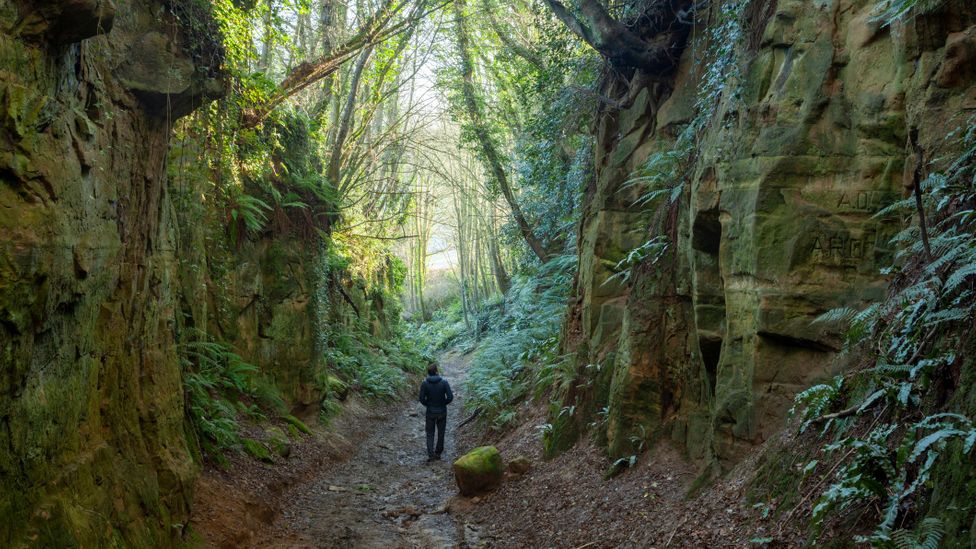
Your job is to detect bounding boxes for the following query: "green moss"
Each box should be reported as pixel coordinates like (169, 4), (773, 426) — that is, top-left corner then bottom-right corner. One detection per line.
(454, 446), (504, 475)
(544, 407), (581, 458)
(453, 446), (505, 496)
(241, 438), (273, 463)
(283, 415), (312, 435)
(922, 349), (976, 546)
(265, 427), (291, 458)
(319, 398), (342, 426)
(746, 442), (809, 514)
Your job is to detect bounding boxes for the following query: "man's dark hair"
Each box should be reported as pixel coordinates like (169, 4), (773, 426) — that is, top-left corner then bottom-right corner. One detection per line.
(427, 363), (438, 375)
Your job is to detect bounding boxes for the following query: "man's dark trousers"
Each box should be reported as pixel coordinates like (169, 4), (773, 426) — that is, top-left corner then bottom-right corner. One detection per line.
(426, 413), (446, 457)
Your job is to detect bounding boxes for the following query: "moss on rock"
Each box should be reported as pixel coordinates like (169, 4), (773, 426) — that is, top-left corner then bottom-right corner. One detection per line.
(453, 446), (504, 496)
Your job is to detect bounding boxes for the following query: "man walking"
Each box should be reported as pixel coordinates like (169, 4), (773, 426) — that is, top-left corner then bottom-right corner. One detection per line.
(418, 363), (453, 461)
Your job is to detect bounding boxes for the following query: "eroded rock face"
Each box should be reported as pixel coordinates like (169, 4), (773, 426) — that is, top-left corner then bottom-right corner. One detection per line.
(117, 30), (224, 117)
(13, 0), (117, 45)
(0, 0), (220, 545)
(176, 230), (397, 413)
(560, 0), (976, 467)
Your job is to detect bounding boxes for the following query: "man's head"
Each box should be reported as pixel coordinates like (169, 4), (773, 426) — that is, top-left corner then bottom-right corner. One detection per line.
(427, 363), (438, 376)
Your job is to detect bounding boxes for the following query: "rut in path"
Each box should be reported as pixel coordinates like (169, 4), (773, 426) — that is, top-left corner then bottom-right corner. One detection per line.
(257, 354), (473, 548)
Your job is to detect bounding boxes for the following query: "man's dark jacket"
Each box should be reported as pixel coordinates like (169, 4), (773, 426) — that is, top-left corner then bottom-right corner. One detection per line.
(419, 374), (453, 415)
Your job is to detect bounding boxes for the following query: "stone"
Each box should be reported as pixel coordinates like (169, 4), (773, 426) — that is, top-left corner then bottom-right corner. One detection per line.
(936, 30), (976, 88)
(0, 0), (430, 546)
(115, 31), (224, 117)
(453, 446), (504, 496)
(552, 0), (976, 469)
(507, 456), (532, 475)
(15, 0), (117, 44)
(267, 427), (291, 458)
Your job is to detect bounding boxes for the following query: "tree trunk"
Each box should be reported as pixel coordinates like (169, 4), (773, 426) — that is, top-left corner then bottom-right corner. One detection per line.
(542, 0), (695, 73)
(452, 0), (550, 264)
(487, 208), (511, 293)
(328, 46), (374, 189)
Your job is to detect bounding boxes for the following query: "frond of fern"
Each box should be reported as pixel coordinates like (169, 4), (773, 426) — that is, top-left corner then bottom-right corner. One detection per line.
(790, 114), (976, 541)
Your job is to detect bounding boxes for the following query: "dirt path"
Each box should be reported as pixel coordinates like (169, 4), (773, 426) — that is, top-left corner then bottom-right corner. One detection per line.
(253, 354), (471, 548)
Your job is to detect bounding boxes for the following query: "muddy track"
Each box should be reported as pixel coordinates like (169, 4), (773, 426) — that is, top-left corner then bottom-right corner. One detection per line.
(253, 355), (472, 548)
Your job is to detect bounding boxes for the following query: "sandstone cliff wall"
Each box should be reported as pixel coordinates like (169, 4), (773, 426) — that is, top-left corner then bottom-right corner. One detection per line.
(176, 226), (400, 413)
(557, 0), (976, 468)
(0, 0), (222, 545)
(0, 3), (400, 543)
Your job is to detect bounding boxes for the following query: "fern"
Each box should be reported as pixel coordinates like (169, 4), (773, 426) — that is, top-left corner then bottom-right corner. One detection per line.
(871, 0), (946, 25)
(890, 517), (945, 549)
(794, 115), (976, 541)
(455, 254), (577, 426)
(178, 332), (286, 456)
(813, 307), (859, 325)
(604, 237), (669, 285)
(791, 377), (844, 433)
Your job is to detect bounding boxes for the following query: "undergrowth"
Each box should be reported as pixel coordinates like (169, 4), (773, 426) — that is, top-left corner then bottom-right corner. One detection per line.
(786, 116), (976, 544)
(322, 318), (429, 402)
(404, 254), (577, 431)
(458, 254), (577, 430)
(178, 331), (286, 459)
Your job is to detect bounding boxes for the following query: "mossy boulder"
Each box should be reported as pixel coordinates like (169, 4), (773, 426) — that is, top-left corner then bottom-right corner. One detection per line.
(266, 427), (291, 458)
(453, 446), (504, 496)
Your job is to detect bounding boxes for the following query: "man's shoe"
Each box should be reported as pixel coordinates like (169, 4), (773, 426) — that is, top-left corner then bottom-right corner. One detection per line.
(435, 453), (442, 460)
(427, 455), (436, 462)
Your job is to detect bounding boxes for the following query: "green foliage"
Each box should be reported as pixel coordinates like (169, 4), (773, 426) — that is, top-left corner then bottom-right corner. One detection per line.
(605, 237), (670, 286)
(811, 425), (898, 523)
(319, 398), (343, 426)
(405, 299), (474, 353)
(282, 414), (312, 435)
(462, 254), (577, 427)
(165, 0), (226, 74)
(806, 415), (976, 545)
(241, 438), (274, 462)
(320, 315), (429, 402)
(790, 377), (843, 433)
(696, 0), (746, 119)
(228, 190), (272, 237)
(321, 325), (398, 400)
(605, 454), (637, 479)
(890, 517), (945, 549)
(178, 334), (285, 457)
(439, 1), (593, 264)
(790, 117), (976, 543)
(871, 0), (946, 25)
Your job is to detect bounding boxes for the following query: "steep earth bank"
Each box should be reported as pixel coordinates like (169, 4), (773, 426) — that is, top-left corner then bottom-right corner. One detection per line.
(453, 400), (768, 547)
